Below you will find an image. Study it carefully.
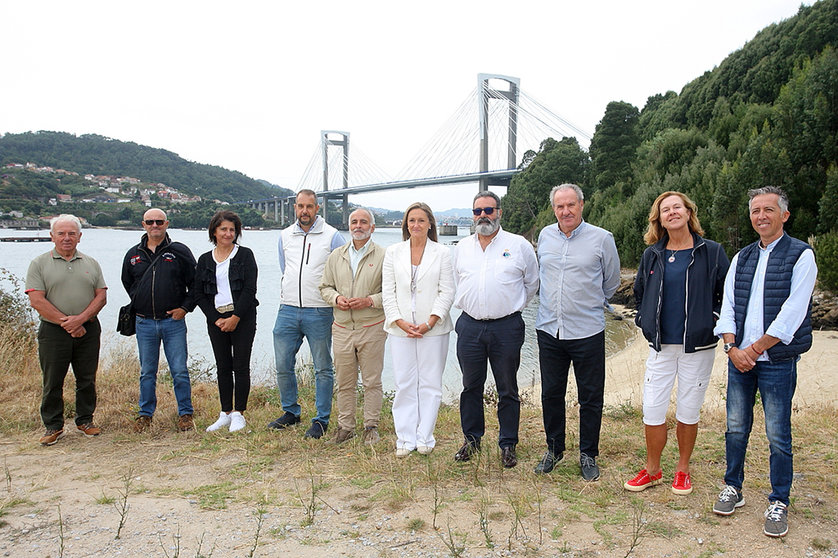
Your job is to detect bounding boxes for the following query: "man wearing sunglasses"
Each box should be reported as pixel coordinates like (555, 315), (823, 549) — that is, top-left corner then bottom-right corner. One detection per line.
(452, 191), (539, 468)
(122, 208), (198, 432)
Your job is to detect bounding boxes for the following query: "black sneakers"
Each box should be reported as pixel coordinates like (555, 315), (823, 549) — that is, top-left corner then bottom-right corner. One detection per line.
(267, 411), (301, 430)
(304, 420), (327, 439)
(580, 452), (600, 482)
(534, 450), (563, 474)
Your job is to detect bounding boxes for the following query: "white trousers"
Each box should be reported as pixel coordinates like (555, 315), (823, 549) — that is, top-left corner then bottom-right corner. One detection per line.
(389, 333), (449, 450)
(643, 344), (716, 426)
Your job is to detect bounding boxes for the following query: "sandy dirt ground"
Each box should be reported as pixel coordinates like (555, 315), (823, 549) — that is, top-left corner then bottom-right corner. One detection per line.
(1, 331), (837, 557)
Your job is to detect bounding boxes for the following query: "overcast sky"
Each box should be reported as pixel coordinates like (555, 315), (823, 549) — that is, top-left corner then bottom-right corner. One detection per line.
(1, 0), (812, 211)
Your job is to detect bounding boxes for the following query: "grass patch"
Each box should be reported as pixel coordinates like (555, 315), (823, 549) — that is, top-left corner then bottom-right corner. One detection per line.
(185, 482), (236, 510)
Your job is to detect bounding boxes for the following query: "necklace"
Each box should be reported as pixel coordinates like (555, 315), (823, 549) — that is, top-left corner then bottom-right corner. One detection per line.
(665, 238), (692, 263)
(214, 246), (234, 262)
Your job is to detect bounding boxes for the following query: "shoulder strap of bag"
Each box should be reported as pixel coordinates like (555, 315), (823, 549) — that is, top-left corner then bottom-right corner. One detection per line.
(128, 252), (165, 306)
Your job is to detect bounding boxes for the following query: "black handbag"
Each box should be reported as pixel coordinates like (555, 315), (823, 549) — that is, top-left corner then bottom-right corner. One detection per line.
(116, 252), (163, 336)
(116, 303), (136, 336)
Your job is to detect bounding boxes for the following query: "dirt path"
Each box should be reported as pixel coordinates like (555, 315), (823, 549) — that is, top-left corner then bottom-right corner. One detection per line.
(1, 332), (837, 557)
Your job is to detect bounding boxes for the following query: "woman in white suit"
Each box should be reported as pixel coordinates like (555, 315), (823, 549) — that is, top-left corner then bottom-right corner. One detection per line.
(382, 202), (455, 457)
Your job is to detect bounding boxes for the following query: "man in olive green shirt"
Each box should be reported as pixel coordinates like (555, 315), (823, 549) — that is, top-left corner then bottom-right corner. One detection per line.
(25, 214), (107, 446)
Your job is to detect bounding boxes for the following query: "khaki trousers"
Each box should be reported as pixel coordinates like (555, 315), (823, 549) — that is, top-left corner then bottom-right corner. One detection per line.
(332, 322), (387, 430)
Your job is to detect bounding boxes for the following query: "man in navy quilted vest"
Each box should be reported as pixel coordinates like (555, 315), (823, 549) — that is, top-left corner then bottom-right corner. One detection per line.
(711, 186), (817, 538)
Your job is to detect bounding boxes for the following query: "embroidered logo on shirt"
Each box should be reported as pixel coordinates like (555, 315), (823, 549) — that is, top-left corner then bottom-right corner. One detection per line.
(503, 249), (511, 258)
(130, 255), (142, 266)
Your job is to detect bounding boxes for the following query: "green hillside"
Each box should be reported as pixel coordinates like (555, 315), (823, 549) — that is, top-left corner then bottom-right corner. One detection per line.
(0, 131), (291, 203)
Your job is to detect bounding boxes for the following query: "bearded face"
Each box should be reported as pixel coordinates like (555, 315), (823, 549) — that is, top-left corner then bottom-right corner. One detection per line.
(474, 215), (500, 236)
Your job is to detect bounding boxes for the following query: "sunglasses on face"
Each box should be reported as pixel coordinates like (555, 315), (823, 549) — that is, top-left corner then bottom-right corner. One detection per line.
(144, 219), (166, 226)
(472, 207), (498, 216)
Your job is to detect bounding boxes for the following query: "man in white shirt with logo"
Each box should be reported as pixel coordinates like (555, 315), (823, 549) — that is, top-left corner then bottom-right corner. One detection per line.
(452, 191), (539, 468)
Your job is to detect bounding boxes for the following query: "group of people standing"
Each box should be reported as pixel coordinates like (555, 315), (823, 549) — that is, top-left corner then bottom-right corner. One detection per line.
(25, 183), (815, 539)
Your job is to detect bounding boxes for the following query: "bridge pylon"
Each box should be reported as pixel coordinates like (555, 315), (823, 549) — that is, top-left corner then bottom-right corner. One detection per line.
(321, 130), (350, 226)
(478, 74), (520, 192)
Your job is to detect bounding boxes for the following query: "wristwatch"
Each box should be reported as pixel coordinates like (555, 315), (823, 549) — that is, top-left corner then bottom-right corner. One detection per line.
(723, 342), (736, 354)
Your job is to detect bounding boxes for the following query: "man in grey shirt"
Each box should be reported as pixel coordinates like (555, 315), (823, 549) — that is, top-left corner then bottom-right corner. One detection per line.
(534, 183), (621, 481)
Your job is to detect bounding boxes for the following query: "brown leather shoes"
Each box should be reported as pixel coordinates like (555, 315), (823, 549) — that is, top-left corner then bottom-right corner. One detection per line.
(454, 441), (480, 462)
(39, 428), (64, 446)
(77, 423), (101, 437)
(334, 428), (355, 444)
(177, 414), (195, 432)
(501, 446), (518, 468)
(134, 415), (152, 433)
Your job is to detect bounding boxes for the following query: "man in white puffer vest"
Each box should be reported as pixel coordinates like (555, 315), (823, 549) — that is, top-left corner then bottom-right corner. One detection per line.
(268, 189), (345, 439)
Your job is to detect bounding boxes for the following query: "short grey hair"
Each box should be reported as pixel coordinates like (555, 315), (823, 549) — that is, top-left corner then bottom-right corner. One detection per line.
(349, 207), (374, 222)
(550, 183), (584, 206)
(472, 190), (501, 209)
(748, 186), (789, 213)
(50, 214), (82, 232)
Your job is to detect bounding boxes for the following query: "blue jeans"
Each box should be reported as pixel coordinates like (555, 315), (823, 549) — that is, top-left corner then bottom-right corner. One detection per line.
(724, 358), (797, 505)
(272, 305), (334, 425)
(136, 316), (193, 417)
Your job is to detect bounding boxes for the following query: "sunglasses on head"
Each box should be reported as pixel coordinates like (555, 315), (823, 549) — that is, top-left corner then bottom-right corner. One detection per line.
(144, 219), (166, 226)
(472, 207), (497, 216)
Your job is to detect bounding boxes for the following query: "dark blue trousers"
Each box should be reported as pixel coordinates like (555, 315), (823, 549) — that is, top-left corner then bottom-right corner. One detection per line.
(456, 312), (524, 449)
(536, 329), (605, 457)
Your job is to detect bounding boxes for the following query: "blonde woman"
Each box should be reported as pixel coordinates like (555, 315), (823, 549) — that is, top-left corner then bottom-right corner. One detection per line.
(626, 191), (728, 494)
(382, 202), (454, 457)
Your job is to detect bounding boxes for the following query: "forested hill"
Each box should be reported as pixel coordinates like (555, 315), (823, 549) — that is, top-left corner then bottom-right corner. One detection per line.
(0, 131), (287, 202)
(503, 0), (838, 289)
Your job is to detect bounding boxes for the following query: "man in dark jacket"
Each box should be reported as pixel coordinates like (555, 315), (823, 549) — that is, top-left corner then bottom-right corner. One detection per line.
(122, 208), (197, 432)
(711, 187), (817, 538)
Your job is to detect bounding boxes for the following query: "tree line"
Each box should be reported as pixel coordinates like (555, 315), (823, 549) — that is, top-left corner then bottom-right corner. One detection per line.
(502, 0), (838, 291)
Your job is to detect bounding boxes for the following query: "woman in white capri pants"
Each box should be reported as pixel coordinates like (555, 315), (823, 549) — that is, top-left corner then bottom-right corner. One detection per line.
(626, 191), (729, 495)
(382, 202), (454, 457)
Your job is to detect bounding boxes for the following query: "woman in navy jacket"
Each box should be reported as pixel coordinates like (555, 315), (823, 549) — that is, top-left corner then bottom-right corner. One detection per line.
(194, 211), (259, 433)
(625, 192), (729, 495)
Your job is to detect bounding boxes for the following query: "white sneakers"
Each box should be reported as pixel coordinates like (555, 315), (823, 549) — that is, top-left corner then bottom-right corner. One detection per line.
(229, 411), (246, 432)
(206, 412), (231, 432)
(206, 411), (246, 433)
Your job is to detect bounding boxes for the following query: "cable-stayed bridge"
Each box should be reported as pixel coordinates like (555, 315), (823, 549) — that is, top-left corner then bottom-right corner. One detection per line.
(244, 74), (590, 226)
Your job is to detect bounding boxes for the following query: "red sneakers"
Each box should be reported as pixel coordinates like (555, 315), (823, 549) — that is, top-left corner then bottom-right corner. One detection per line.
(671, 471), (693, 495)
(624, 468), (663, 491)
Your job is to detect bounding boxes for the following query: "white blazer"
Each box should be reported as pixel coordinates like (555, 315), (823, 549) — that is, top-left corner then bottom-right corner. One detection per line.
(382, 239), (454, 337)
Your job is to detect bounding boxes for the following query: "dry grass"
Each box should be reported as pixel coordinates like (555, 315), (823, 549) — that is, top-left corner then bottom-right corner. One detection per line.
(2, 277), (838, 555)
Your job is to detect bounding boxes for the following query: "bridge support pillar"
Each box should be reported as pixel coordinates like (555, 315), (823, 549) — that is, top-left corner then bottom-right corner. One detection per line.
(478, 74), (520, 192)
(321, 130), (350, 227)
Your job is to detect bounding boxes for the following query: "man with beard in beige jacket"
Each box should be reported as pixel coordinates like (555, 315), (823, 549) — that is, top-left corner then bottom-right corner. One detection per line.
(319, 208), (387, 445)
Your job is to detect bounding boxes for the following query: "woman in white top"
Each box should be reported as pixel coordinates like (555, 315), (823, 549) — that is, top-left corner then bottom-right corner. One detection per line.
(382, 202), (455, 457)
(194, 211), (259, 433)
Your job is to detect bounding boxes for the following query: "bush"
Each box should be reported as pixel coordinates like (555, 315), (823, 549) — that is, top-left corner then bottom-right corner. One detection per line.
(0, 268), (37, 340)
(814, 230), (838, 293)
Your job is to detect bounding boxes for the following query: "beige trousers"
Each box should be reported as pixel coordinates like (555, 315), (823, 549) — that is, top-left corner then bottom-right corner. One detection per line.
(332, 322), (387, 430)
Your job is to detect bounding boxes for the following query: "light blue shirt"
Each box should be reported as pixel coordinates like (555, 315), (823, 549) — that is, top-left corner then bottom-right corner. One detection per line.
(714, 235), (817, 360)
(536, 221), (621, 340)
(349, 240), (370, 276)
